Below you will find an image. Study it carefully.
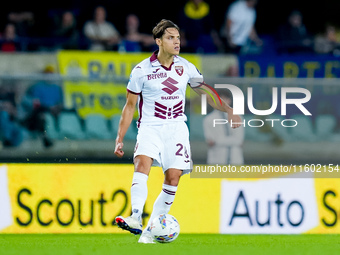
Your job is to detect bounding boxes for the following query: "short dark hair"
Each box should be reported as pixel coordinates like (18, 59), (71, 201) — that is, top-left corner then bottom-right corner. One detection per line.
(152, 19), (180, 39)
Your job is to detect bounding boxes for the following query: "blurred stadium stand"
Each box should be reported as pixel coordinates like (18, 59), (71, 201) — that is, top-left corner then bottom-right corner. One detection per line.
(1, 69), (340, 165)
(1, 0), (340, 164)
(58, 111), (86, 140)
(84, 114), (112, 140)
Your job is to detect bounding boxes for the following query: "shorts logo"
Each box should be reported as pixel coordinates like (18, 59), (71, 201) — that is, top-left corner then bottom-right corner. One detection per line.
(161, 77), (179, 95)
(175, 66), (184, 76)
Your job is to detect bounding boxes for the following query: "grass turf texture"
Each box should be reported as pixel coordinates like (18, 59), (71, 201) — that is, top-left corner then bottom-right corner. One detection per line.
(1, 234), (339, 255)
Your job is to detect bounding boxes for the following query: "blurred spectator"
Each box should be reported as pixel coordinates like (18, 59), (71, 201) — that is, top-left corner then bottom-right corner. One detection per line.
(83, 6), (121, 51)
(122, 14), (155, 52)
(225, 62), (240, 77)
(20, 65), (63, 148)
(276, 10), (314, 55)
(203, 90), (244, 164)
(178, 0), (223, 53)
(314, 24), (340, 55)
(220, 0), (262, 55)
(0, 83), (24, 147)
(0, 23), (21, 52)
(52, 11), (80, 50)
(7, 11), (36, 37)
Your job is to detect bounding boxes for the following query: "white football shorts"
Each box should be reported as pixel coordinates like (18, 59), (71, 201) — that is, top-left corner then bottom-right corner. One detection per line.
(134, 121), (192, 174)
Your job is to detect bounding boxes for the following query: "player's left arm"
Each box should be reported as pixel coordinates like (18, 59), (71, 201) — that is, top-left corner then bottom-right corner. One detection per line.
(114, 91), (138, 158)
(186, 61), (241, 128)
(192, 83), (242, 128)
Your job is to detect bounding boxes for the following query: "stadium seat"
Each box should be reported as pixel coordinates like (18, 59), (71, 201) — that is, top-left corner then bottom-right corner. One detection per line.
(290, 114), (318, 142)
(44, 113), (60, 140)
(85, 114), (112, 140)
(315, 114), (336, 140)
(188, 113), (205, 140)
(243, 114), (271, 142)
(111, 115), (137, 140)
(58, 112), (86, 140)
(268, 114), (293, 142)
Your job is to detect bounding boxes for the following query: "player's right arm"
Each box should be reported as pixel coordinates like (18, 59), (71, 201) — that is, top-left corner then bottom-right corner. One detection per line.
(114, 91), (138, 158)
(115, 63), (144, 158)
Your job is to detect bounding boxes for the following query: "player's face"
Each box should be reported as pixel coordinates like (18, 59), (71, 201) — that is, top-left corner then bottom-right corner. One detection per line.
(160, 28), (180, 55)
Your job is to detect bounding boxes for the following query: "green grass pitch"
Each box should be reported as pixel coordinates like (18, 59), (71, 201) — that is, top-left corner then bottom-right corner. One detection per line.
(1, 234), (339, 255)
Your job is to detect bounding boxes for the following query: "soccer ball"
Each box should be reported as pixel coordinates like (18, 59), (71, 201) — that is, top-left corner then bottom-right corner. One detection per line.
(150, 214), (180, 243)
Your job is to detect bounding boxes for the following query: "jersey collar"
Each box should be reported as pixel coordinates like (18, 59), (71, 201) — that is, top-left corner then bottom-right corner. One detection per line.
(150, 50), (179, 71)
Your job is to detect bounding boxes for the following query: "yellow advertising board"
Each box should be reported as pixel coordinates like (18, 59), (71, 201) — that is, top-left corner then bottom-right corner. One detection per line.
(0, 164), (219, 234)
(307, 178), (340, 233)
(2, 164), (340, 234)
(57, 51), (201, 119)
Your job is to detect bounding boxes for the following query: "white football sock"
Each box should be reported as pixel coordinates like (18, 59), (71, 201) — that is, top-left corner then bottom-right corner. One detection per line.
(130, 172), (148, 223)
(145, 183), (177, 231)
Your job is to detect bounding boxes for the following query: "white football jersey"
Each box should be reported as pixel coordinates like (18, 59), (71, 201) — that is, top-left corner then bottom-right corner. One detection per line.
(127, 51), (203, 127)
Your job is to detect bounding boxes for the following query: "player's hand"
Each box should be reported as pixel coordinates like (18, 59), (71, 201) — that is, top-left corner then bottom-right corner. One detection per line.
(114, 141), (124, 158)
(229, 114), (242, 129)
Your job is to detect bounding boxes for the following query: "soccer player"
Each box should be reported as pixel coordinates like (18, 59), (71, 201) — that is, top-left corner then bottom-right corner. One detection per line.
(114, 19), (241, 243)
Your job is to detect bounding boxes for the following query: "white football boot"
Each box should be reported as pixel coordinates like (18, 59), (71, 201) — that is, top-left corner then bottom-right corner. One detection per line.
(115, 216), (142, 235)
(138, 228), (155, 244)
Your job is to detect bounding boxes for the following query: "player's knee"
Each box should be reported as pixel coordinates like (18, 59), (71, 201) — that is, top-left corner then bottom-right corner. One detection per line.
(164, 169), (182, 186)
(164, 178), (179, 186)
(134, 155), (152, 175)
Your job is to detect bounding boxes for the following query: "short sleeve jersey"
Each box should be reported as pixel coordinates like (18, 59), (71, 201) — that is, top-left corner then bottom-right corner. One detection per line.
(127, 51), (203, 127)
